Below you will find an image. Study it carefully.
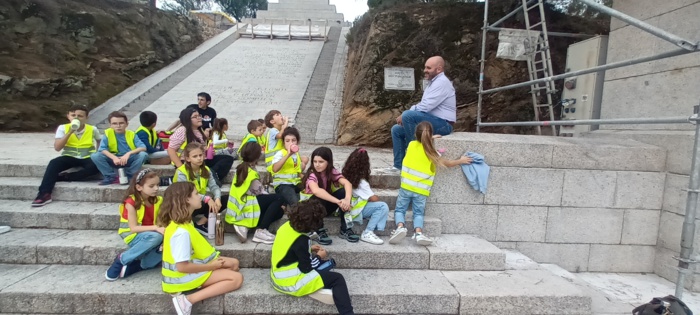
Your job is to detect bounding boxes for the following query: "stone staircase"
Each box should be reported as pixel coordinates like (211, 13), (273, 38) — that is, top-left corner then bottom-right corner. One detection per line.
(0, 146), (593, 314)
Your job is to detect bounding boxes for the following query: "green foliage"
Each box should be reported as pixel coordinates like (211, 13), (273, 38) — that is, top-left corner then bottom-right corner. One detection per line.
(161, 0), (213, 16)
(214, 0), (267, 21)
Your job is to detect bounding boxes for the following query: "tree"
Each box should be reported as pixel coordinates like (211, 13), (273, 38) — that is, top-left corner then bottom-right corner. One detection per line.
(214, 0), (268, 21)
(161, 0), (213, 16)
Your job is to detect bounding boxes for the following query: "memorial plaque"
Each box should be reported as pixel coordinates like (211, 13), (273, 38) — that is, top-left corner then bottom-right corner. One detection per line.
(384, 67), (415, 91)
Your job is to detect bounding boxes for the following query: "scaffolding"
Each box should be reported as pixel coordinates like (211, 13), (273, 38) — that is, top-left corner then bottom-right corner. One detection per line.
(476, 0), (700, 299)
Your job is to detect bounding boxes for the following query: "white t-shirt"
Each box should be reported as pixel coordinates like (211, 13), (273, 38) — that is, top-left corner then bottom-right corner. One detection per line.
(170, 227), (192, 263)
(55, 125), (101, 141)
(352, 179), (374, 200)
(267, 128), (279, 151)
(272, 150), (298, 164)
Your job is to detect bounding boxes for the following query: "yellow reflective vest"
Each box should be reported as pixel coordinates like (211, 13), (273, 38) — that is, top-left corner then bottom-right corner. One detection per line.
(400, 141), (436, 196)
(135, 126), (158, 148)
(162, 222), (219, 293)
(226, 167), (261, 228)
(237, 133), (258, 156)
(213, 132), (227, 150)
(104, 128), (136, 154)
(264, 129), (285, 173)
(118, 195), (163, 244)
(61, 124), (96, 159)
(173, 165), (211, 195)
(270, 222), (325, 296)
(271, 149), (302, 188)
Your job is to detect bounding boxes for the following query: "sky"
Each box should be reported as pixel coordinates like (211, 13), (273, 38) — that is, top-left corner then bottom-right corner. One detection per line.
(157, 0), (369, 22)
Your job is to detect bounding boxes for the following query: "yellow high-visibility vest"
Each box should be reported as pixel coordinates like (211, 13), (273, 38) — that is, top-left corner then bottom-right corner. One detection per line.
(226, 167), (261, 228)
(117, 195), (163, 244)
(173, 165), (211, 195)
(270, 222), (325, 296)
(271, 149), (302, 188)
(162, 222), (219, 293)
(104, 128), (136, 154)
(61, 124), (96, 159)
(400, 140), (436, 196)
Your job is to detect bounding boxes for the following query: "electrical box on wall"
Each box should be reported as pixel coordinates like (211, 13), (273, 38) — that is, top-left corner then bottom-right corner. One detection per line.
(558, 35), (608, 137)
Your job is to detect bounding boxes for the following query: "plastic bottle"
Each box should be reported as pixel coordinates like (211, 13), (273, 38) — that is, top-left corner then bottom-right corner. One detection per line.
(117, 168), (128, 185)
(207, 212), (216, 239)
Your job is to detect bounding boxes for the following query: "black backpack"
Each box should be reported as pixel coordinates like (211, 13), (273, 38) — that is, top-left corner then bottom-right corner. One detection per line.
(632, 295), (693, 315)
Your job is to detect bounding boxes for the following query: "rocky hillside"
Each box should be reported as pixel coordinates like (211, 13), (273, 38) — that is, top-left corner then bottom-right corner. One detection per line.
(338, 2), (609, 146)
(0, 0), (204, 131)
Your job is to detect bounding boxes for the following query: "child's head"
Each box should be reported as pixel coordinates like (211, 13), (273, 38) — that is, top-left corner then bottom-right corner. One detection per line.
(197, 92), (212, 108)
(342, 148), (371, 189)
(67, 105), (89, 124)
(281, 127), (300, 151)
(125, 169), (160, 209)
(139, 111), (158, 129)
(158, 182), (201, 226)
(235, 141), (262, 187)
(258, 119), (267, 134)
(288, 199), (326, 233)
(183, 142), (206, 167)
(303, 147), (334, 192)
(415, 121), (442, 167)
(179, 108), (205, 144)
(247, 119), (265, 137)
(108, 111), (128, 134)
(213, 118), (228, 135)
(264, 110), (282, 128)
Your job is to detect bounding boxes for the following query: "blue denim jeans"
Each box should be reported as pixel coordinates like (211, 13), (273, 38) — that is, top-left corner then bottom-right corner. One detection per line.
(91, 151), (148, 179)
(394, 188), (427, 230)
(120, 231), (163, 269)
(391, 110), (453, 169)
(361, 201), (389, 232)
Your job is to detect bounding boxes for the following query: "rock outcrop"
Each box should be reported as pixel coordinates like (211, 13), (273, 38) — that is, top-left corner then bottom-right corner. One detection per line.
(338, 2), (608, 146)
(0, 0), (204, 131)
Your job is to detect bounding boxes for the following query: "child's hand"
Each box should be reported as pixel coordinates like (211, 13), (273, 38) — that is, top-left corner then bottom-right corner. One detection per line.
(119, 153), (130, 165)
(223, 258), (240, 271)
(111, 156), (121, 166)
(214, 198), (222, 211)
(337, 199), (350, 211)
(316, 248), (328, 260)
(432, 134), (442, 139)
(459, 156), (473, 165)
(311, 244), (322, 252)
(208, 199), (220, 212)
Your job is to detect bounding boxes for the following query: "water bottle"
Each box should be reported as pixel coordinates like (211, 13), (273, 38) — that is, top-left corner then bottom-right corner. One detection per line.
(206, 142), (214, 160)
(290, 144), (299, 153)
(207, 212), (216, 240)
(70, 119), (80, 131)
(215, 213), (225, 246)
(117, 168), (128, 185)
(344, 212), (353, 229)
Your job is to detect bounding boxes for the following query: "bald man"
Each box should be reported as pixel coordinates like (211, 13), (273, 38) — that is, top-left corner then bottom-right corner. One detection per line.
(388, 56), (456, 171)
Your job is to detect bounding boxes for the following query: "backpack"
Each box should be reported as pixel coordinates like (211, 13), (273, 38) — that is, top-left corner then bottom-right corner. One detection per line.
(632, 295), (693, 315)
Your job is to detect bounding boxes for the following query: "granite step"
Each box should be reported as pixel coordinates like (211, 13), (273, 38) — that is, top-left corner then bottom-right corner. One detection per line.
(0, 229), (499, 271)
(0, 264), (591, 314)
(0, 200), (434, 236)
(0, 164), (401, 190)
(0, 177), (399, 207)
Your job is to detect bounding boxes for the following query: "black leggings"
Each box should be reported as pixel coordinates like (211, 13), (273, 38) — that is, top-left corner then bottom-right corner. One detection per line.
(311, 188), (349, 231)
(195, 194), (284, 229)
(38, 156), (99, 194)
(318, 269), (354, 315)
(205, 155), (234, 183)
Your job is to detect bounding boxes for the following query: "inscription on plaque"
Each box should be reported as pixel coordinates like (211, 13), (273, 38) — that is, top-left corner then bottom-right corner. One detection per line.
(384, 67), (415, 91)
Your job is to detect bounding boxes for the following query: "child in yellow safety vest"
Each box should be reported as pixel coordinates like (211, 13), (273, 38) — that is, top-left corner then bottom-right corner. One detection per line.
(173, 143), (223, 236)
(341, 148), (389, 245)
(159, 182), (243, 315)
(270, 199), (356, 314)
(271, 127), (308, 206)
(211, 118), (236, 157)
(263, 110), (289, 173)
(388, 122), (472, 246)
(238, 119), (266, 157)
(106, 169), (164, 281)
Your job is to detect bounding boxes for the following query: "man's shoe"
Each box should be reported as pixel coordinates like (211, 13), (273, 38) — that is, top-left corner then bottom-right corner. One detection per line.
(339, 228), (360, 243)
(105, 254), (125, 281)
(389, 226), (407, 244)
(315, 228), (332, 245)
(31, 193), (52, 207)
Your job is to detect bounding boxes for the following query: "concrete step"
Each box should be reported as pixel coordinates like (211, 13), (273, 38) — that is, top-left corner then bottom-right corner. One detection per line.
(0, 229), (502, 271)
(0, 177), (399, 206)
(0, 264), (591, 314)
(0, 200), (439, 236)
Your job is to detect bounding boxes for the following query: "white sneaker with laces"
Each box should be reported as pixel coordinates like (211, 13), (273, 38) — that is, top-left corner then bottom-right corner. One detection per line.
(262, 229), (276, 239)
(380, 166), (401, 174)
(388, 226), (407, 244)
(234, 224), (248, 243)
(413, 233), (433, 246)
(172, 294), (192, 315)
(360, 230), (384, 245)
(309, 288), (335, 305)
(252, 229), (274, 244)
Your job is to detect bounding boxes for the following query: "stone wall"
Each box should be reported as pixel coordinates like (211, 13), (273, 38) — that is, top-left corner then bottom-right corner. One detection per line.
(429, 133), (666, 273)
(255, 0), (345, 23)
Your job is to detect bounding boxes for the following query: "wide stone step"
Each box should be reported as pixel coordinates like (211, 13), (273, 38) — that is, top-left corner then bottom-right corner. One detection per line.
(0, 264), (591, 314)
(0, 229), (499, 270)
(0, 163), (400, 189)
(0, 177), (399, 206)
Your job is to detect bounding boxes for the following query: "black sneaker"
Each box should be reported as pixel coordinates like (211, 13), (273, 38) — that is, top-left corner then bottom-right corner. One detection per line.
(31, 193), (52, 207)
(339, 228), (360, 243)
(194, 222), (208, 236)
(121, 260), (143, 278)
(315, 228), (332, 245)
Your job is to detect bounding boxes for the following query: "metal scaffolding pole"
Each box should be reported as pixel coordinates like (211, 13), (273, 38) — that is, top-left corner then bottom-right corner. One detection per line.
(490, 0), (536, 28)
(480, 47), (697, 95)
(478, 116), (692, 127)
(575, 0), (698, 51)
(675, 104), (700, 299)
(476, 0), (489, 132)
(487, 27), (594, 39)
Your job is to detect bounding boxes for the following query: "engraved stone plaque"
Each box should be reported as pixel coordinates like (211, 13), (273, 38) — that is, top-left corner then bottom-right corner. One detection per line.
(384, 67), (415, 91)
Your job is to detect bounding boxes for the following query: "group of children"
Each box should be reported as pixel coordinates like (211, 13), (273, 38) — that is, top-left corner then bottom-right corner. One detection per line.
(33, 94), (472, 315)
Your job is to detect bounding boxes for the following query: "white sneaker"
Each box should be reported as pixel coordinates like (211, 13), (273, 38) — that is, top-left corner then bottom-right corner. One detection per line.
(309, 288), (335, 305)
(252, 229), (274, 244)
(0, 226), (10, 235)
(360, 231), (384, 245)
(388, 226), (407, 244)
(171, 294), (192, 315)
(380, 167), (401, 174)
(262, 228), (276, 239)
(413, 233), (433, 246)
(234, 225), (248, 243)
